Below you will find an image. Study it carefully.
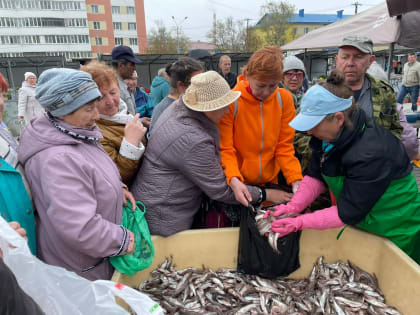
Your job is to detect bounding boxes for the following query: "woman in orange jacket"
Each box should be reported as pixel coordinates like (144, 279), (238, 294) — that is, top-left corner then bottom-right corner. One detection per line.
(218, 46), (303, 205)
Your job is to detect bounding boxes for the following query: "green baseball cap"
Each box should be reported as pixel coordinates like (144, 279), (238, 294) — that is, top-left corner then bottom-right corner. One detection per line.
(339, 36), (373, 54)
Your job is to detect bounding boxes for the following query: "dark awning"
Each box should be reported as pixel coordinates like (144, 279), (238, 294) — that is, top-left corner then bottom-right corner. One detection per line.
(387, 0), (420, 17)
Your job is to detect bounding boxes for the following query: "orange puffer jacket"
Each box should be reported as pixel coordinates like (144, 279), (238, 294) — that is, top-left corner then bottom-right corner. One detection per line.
(218, 75), (302, 186)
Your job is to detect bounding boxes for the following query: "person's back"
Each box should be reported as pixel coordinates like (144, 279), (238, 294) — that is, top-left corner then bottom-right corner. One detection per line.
(150, 69), (170, 107)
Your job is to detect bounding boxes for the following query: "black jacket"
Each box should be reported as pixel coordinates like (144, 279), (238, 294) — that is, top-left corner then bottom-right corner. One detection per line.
(0, 258), (45, 314)
(219, 71), (237, 89)
(308, 109), (412, 225)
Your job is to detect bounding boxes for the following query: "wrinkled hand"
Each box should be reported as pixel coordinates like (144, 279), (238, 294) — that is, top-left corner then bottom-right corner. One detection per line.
(230, 177), (251, 207)
(265, 189), (293, 205)
(291, 180), (301, 194)
(125, 114), (147, 146)
(141, 117), (151, 128)
(126, 230), (136, 255)
(122, 187), (136, 212)
(271, 217), (302, 237)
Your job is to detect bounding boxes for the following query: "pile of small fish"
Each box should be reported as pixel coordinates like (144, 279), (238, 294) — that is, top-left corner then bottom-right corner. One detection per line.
(138, 256), (401, 314)
(254, 208), (299, 253)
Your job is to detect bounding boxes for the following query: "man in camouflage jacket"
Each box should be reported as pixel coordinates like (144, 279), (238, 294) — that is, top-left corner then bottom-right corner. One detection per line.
(296, 36), (403, 176)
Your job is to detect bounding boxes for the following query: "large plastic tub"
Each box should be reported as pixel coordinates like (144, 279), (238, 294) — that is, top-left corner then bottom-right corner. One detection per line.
(112, 227), (420, 314)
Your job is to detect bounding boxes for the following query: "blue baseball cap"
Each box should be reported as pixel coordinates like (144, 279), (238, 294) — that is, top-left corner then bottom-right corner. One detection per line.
(289, 85), (353, 131)
(112, 45), (142, 64)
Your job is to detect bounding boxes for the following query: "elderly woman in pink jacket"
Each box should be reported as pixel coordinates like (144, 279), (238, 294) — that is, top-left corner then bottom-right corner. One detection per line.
(18, 68), (135, 280)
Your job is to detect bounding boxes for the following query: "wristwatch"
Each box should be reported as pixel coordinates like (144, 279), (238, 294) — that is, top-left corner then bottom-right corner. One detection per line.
(257, 187), (267, 204)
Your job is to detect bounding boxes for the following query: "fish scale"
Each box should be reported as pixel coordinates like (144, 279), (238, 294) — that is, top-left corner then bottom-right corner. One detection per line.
(138, 256), (402, 315)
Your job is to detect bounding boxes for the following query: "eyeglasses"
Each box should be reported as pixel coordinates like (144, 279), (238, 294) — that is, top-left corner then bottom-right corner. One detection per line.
(285, 72), (304, 80)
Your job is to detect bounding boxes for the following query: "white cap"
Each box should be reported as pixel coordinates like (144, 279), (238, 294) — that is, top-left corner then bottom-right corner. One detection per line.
(24, 72), (36, 80)
(283, 56), (306, 75)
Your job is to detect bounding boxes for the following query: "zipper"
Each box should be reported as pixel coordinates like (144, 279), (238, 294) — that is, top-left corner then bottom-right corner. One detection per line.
(257, 101), (264, 184)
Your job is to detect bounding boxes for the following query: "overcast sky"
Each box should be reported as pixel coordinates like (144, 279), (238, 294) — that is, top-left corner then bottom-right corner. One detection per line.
(144, 0), (385, 41)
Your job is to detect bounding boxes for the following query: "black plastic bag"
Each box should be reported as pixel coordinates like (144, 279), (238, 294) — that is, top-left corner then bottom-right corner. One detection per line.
(237, 206), (301, 278)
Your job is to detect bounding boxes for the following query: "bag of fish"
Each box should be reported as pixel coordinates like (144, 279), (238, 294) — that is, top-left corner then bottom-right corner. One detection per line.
(110, 201), (155, 276)
(237, 206), (301, 278)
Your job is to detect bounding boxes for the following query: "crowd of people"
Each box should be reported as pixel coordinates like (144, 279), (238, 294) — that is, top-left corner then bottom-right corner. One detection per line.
(1, 37), (419, 295)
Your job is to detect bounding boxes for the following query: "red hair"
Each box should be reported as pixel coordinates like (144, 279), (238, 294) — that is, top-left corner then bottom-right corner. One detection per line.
(0, 73), (9, 92)
(243, 46), (284, 82)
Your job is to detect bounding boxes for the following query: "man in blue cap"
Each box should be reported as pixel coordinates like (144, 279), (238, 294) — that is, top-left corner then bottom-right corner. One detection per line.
(111, 45), (142, 115)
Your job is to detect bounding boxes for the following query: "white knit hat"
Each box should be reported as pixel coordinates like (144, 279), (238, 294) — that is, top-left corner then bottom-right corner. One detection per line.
(283, 56), (306, 74)
(183, 71), (241, 112)
(24, 72), (36, 80)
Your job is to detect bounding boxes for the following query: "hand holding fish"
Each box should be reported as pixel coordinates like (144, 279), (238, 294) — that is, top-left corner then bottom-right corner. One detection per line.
(264, 175), (325, 219)
(271, 206), (345, 236)
(230, 177), (252, 207)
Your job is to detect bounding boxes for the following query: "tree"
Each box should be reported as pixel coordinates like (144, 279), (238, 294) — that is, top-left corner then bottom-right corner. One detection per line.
(207, 17), (247, 52)
(147, 20), (190, 54)
(259, 1), (296, 46)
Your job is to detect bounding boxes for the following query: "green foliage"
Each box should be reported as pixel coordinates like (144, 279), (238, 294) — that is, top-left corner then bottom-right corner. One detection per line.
(147, 20), (190, 54)
(259, 1), (296, 46)
(207, 17), (247, 52)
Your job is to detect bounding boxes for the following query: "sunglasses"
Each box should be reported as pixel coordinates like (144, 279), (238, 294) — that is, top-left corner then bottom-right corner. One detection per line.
(285, 72), (304, 80)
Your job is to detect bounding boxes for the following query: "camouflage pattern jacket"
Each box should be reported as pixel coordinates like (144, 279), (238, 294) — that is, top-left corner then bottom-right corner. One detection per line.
(367, 73), (403, 139)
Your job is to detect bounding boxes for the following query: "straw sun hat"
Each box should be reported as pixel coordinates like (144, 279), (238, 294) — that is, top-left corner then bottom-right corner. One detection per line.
(183, 71), (241, 112)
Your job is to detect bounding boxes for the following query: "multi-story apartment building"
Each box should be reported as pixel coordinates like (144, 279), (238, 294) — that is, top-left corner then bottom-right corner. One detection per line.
(0, 0), (146, 59)
(86, 0), (146, 56)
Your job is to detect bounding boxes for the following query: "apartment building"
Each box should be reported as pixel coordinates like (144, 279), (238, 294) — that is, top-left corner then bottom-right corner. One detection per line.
(0, 0), (146, 59)
(86, 0), (146, 56)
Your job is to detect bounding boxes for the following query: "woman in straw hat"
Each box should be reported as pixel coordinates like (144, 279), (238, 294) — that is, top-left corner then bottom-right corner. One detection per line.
(18, 68), (136, 280)
(131, 71), (283, 237)
(266, 70), (420, 264)
(218, 46), (302, 206)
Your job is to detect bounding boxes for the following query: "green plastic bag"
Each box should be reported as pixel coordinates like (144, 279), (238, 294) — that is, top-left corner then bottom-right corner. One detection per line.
(110, 201), (154, 276)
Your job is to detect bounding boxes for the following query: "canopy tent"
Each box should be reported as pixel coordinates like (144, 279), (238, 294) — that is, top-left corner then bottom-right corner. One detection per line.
(281, 2), (400, 51)
(387, 0), (420, 17)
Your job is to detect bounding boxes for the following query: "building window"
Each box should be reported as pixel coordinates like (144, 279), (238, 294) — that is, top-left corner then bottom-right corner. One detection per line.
(129, 38), (137, 46)
(128, 23), (136, 30)
(95, 37), (102, 46)
(91, 5), (98, 13)
(304, 27), (309, 34)
(127, 6), (135, 14)
(93, 21), (100, 30)
(111, 6), (120, 14)
(115, 37), (123, 45)
(113, 22), (122, 30)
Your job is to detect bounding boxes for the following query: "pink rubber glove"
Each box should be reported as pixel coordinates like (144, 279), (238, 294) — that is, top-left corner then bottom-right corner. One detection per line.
(270, 206), (344, 237)
(264, 176), (325, 219)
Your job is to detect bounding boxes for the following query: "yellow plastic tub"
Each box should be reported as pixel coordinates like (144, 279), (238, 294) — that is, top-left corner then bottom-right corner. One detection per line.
(112, 227), (420, 315)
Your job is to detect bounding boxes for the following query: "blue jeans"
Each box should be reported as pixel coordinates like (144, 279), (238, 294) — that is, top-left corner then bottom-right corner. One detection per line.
(397, 85), (419, 111)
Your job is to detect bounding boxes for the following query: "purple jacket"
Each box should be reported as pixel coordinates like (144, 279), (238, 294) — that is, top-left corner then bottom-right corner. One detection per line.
(18, 115), (128, 280)
(397, 103), (419, 160)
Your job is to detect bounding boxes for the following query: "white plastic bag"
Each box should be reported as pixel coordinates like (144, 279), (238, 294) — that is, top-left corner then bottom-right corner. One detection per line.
(0, 217), (163, 315)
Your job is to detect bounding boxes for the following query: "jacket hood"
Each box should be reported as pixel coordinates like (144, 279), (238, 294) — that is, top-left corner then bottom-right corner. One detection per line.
(235, 74), (280, 104)
(151, 76), (169, 88)
(18, 114), (102, 165)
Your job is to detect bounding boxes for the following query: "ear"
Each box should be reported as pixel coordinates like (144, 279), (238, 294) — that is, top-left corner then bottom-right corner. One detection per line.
(335, 112), (345, 127)
(368, 54), (376, 66)
(177, 81), (185, 93)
